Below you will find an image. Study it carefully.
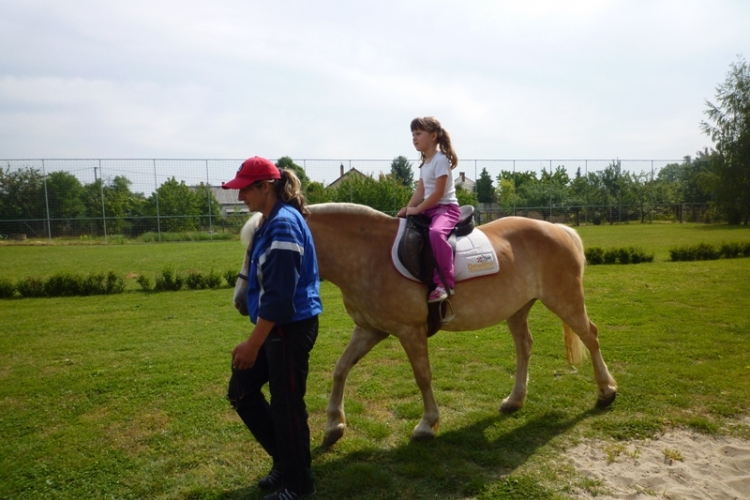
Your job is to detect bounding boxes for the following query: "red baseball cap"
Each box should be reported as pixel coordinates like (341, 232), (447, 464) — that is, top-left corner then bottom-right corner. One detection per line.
(222, 156), (281, 189)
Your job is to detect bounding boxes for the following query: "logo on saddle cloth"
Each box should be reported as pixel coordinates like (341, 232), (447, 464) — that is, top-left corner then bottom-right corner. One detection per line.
(391, 207), (499, 284)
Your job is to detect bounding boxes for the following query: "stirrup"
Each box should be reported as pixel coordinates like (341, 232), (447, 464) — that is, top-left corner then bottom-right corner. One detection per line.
(440, 299), (455, 324)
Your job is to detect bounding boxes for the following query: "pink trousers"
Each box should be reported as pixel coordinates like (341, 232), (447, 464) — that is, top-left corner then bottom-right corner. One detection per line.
(422, 203), (461, 288)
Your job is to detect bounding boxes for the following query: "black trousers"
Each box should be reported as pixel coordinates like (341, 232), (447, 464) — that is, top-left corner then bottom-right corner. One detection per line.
(227, 315), (318, 494)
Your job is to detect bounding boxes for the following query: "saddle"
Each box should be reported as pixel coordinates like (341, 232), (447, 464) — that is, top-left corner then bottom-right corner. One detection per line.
(397, 205), (475, 336)
(397, 205), (475, 285)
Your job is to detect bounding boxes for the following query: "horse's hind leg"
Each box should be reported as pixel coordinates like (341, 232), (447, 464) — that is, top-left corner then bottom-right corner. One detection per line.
(398, 329), (439, 440)
(501, 300), (536, 414)
(571, 317), (617, 408)
(546, 297), (618, 408)
(323, 326), (387, 448)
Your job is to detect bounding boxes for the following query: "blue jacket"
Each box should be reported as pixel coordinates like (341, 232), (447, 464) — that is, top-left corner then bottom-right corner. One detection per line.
(246, 200), (322, 325)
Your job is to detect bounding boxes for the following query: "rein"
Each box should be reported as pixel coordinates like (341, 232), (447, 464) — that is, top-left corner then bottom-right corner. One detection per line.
(237, 273), (248, 281)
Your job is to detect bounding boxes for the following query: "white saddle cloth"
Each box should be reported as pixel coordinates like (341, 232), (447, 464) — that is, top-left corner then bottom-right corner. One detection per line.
(390, 218), (500, 283)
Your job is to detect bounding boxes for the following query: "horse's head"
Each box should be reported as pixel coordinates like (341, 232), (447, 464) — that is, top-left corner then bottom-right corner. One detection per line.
(233, 212), (264, 316)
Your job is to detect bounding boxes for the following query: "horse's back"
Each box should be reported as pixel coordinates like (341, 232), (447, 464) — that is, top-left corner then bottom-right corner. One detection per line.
(479, 216), (585, 270)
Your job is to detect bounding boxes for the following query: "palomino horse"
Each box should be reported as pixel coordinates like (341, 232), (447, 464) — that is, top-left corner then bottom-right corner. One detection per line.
(234, 203), (617, 447)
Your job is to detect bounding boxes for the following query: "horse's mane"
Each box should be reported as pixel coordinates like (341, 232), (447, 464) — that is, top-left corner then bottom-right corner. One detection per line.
(240, 212), (263, 248)
(309, 203), (393, 221)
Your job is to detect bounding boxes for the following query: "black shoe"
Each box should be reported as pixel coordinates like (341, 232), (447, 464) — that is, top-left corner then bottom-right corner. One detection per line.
(262, 487), (315, 500)
(257, 469), (283, 489)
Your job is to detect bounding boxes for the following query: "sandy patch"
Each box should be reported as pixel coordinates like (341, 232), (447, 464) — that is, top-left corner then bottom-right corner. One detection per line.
(569, 427), (750, 499)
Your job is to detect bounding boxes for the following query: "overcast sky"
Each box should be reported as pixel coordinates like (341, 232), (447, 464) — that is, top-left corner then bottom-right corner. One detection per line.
(1, 0), (748, 162)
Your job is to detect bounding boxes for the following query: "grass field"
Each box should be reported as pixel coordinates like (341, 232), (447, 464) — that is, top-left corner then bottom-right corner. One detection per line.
(1, 222), (750, 499)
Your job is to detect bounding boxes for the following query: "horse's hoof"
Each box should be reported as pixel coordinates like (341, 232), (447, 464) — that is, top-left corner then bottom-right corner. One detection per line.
(322, 425), (345, 448)
(499, 398), (523, 414)
(596, 392), (617, 409)
(499, 402), (521, 414)
(411, 429), (436, 441)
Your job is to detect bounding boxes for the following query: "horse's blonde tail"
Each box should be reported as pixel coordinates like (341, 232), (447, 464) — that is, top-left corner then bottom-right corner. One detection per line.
(558, 224), (588, 366)
(564, 322), (587, 366)
(557, 224), (586, 267)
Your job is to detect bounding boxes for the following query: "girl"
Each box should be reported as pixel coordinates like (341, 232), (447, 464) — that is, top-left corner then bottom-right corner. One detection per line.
(223, 156), (321, 500)
(397, 117), (461, 302)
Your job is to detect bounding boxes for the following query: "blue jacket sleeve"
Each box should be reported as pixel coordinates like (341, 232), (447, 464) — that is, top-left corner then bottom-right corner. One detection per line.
(256, 220), (304, 324)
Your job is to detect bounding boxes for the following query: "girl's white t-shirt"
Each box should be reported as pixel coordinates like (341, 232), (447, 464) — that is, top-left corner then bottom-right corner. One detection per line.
(420, 151), (458, 205)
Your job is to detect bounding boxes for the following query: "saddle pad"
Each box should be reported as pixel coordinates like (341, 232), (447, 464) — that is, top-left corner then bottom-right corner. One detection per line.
(391, 218), (500, 282)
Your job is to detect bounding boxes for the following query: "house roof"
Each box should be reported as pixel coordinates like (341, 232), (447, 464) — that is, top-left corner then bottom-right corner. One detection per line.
(327, 167), (367, 189)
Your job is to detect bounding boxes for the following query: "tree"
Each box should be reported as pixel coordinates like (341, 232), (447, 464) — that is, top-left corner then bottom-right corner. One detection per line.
(455, 184), (478, 207)
(193, 182), (224, 229)
(475, 168), (496, 203)
(149, 177), (201, 232)
(276, 156), (310, 189)
(45, 171), (86, 235)
(0, 166), (46, 235)
(305, 181), (331, 205)
(701, 56), (750, 225)
(328, 174), (412, 214)
(496, 178), (517, 212)
(390, 156), (414, 187)
(81, 175), (141, 235)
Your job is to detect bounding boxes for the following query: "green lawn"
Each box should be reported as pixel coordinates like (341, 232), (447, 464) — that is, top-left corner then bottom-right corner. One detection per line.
(1, 222), (749, 499)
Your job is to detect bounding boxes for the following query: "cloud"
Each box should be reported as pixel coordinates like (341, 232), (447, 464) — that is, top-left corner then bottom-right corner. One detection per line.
(0, 0), (748, 162)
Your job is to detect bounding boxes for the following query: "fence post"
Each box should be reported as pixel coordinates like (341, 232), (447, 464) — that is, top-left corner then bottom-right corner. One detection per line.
(650, 160), (654, 223)
(153, 159), (162, 242)
(512, 159), (516, 216)
(205, 159), (213, 240)
(549, 159), (553, 220)
(98, 160), (108, 244)
(584, 160), (588, 225)
(42, 160), (51, 242)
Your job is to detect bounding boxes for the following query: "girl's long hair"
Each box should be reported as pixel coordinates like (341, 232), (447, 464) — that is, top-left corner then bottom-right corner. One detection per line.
(410, 116), (459, 169)
(273, 168), (310, 217)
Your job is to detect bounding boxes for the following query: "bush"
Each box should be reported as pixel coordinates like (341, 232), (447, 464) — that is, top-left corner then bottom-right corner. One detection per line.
(105, 272), (125, 294)
(628, 247), (653, 264)
(205, 269), (223, 289)
(155, 267), (184, 291)
(186, 271), (207, 290)
(224, 269), (239, 287)
(0, 278), (15, 299)
(603, 249), (618, 265)
(79, 272), (125, 295)
(617, 248), (631, 264)
(44, 272), (84, 296)
(670, 241), (750, 261)
(586, 246), (654, 265)
(694, 242), (720, 260)
(16, 277), (46, 298)
(136, 274), (153, 291)
(585, 247), (604, 265)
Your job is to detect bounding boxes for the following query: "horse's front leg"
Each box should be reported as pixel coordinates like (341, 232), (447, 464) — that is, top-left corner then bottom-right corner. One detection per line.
(501, 300), (535, 413)
(398, 329), (439, 440)
(323, 326), (388, 448)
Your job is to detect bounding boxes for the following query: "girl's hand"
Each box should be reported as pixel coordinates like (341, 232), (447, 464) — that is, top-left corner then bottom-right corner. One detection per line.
(406, 206), (422, 216)
(397, 207), (407, 217)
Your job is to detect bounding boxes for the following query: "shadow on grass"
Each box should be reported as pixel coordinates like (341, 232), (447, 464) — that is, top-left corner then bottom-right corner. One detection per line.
(215, 408), (599, 500)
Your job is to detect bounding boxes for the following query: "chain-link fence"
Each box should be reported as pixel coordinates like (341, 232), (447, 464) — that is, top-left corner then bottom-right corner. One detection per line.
(1, 158), (702, 242)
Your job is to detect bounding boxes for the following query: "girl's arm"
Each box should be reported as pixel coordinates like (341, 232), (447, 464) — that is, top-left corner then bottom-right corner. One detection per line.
(398, 179), (425, 217)
(406, 175), (447, 215)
